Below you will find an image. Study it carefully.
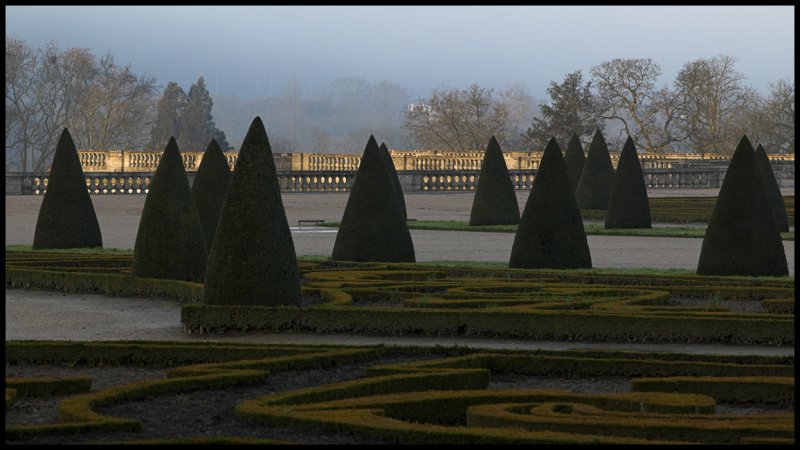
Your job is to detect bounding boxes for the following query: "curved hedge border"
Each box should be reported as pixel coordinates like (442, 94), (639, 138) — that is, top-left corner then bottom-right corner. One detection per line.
(465, 401), (793, 444)
(5, 344), (379, 441)
(6, 251), (794, 345)
(631, 376), (794, 406)
(5, 376), (92, 398)
(5, 340), (794, 444)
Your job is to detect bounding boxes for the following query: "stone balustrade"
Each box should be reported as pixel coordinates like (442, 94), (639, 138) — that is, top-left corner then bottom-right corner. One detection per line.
(6, 149), (792, 195)
(11, 164), (792, 196)
(62, 148), (794, 174)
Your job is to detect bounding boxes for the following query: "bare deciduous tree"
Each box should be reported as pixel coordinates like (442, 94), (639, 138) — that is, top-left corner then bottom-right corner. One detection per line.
(404, 84), (510, 152)
(751, 79), (794, 154)
(674, 54), (759, 156)
(5, 38), (157, 172)
(591, 58), (681, 153)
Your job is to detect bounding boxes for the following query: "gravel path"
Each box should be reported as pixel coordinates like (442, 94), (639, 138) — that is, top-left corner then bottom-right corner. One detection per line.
(5, 289), (794, 357)
(5, 194), (794, 274)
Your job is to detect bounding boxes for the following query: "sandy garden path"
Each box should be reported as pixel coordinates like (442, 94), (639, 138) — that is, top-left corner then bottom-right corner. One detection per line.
(5, 191), (794, 274)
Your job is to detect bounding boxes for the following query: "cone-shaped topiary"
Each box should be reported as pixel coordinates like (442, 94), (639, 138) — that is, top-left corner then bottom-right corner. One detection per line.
(380, 142), (407, 220)
(754, 144), (789, 232)
(605, 136), (652, 229)
(133, 137), (207, 282)
(563, 133), (586, 194)
(191, 139), (232, 249)
(509, 138), (592, 269)
(204, 117), (301, 305)
(469, 136), (520, 226)
(574, 130), (615, 210)
(32, 128), (103, 249)
(696, 136), (788, 276)
(332, 135), (415, 262)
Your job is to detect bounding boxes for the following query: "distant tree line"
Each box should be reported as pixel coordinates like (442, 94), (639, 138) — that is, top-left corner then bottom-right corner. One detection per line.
(522, 56), (793, 155)
(407, 55), (793, 155)
(6, 37), (158, 172)
(6, 38), (229, 172)
(6, 37), (793, 174)
(147, 77), (229, 152)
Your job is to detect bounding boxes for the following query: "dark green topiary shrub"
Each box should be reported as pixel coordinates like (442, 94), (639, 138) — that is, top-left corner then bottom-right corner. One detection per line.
(605, 137), (652, 229)
(380, 142), (407, 220)
(191, 139), (232, 249)
(469, 136), (520, 226)
(574, 130), (615, 210)
(133, 137), (207, 282)
(509, 138), (592, 269)
(563, 133), (586, 194)
(696, 136), (788, 276)
(203, 117), (301, 305)
(33, 128), (103, 249)
(754, 144), (789, 232)
(332, 135), (415, 262)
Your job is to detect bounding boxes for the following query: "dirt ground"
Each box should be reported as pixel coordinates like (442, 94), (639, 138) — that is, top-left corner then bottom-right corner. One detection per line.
(5, 189), (794, 274)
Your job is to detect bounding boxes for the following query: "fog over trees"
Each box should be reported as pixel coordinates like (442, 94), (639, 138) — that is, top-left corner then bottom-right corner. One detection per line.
(6, 37), (794, 172)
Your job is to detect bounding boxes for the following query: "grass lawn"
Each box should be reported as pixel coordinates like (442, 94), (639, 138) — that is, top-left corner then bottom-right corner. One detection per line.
(321, 220), (794, 240)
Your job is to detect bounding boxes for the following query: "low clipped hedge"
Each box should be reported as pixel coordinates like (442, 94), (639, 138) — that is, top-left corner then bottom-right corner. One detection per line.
(182, 304), (793, 345)
(631, 376), (794, 405)
(5, 340), (794, 445)
(582, 195), (794, 225)
(5, 344), (380, 441)
(5, 267), (203, 303)
(4, 341), (365, 367)
(466, 401), (794, 444)
(5, 376), (92, 398)
(7, 251), (794, 346)
(367, 352), (794, 379)
(238, 386), (716, 444)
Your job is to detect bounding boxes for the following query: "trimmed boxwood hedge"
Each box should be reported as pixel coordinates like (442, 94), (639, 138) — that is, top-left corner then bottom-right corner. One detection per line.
(6, 251), (794, 346)
(203, 117), (301, 306)
(563, 133), (586, 194)
(466, 401), (793, 444)
(754, 144), (789, 232)
(380, 142), (407, 220)
(332, 136), (415, 262)
(697, 136), (788, 277)
(509, 138), (591, 269)
(133, 137), (207, 282)
(574, 130), (615, 210)
(5, 345), (379, 441)
(5, 340), (793, 444)
(631, 376), (794, 405)
(469, 136), (520, 226)
(32, 128), (103, 250)
(605, 136), (651, 229)
(190, 138), (232, 250)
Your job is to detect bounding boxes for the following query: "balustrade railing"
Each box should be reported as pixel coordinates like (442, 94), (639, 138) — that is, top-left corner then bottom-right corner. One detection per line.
(68, 149), (792, 174)
(9, 148), (792, 195)
(14, 163), (792, 196)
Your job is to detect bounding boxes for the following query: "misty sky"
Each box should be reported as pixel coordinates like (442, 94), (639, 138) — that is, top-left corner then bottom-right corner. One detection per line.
(5, 5), (795, 101)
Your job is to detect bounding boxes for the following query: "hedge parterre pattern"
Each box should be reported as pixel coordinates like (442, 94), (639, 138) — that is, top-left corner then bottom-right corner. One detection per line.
(5, 251), (794, 345)
(4, 341), (794, 444)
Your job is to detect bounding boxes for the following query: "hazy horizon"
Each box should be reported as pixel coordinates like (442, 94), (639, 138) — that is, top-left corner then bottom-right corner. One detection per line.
(5, 5), (794, 101)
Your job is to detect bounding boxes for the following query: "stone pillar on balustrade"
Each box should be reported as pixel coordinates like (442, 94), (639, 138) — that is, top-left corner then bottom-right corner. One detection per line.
(106, 150), (123, 172)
